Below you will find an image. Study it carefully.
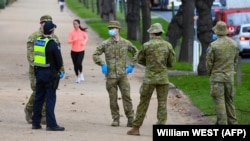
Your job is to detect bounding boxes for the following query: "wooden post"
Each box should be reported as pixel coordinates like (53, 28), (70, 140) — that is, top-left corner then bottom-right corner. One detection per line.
(236, 56), (242, 86)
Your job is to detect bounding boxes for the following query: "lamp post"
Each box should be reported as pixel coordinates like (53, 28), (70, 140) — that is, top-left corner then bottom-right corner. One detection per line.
(193, 8), (201, 73)
(171, 1), (175, 17)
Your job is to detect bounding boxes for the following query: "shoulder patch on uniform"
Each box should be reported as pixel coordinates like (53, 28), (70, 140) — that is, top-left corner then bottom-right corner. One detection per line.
(35, 40), (46, 46)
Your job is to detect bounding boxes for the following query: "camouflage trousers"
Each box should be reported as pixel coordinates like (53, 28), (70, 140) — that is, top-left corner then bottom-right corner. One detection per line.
(210, 81), (238, 125)
(106, 76), (134, 121)
(25, 65), (46, 117)
(133, 83), (168, 127)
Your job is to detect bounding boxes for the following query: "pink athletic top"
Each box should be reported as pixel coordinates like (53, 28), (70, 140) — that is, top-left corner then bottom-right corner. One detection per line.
(68, 29), (88, 52)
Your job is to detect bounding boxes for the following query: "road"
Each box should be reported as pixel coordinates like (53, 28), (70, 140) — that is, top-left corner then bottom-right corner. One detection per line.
(151, 9), (174, 22)
(151, 9), (250, 62)
(240, 56), (250, 63)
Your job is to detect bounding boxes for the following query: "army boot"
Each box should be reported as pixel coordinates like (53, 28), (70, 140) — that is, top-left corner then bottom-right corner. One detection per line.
(24, 108), (32, 124)
(111, 119), (120, 127)
(127, 127), (140, 136)
(127, 118), (133, 127)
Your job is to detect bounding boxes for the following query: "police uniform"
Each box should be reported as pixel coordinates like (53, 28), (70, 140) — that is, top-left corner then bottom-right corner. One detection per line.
(127, 23), (176, 135)
(24, 15), (64, 124)
(92, 21), (138, 127)
(206, 21), (238, 125)
(32, 22), (65, 131)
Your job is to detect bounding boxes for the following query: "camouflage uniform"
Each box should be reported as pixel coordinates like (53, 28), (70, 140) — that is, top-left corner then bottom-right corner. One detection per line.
(25, 15), (64, 124)
(206, 21), (238, 125)
(92, 21), (138, 127)
(127, 23), (175, 135)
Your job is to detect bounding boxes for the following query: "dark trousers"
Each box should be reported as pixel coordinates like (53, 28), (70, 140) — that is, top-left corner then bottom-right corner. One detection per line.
(71, 50), (85, 76)
(32, 69), (58, 127)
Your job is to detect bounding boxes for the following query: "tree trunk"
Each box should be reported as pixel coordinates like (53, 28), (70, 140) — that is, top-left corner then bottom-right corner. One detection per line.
(100, 0), (116, 22)
(166, 5), (183, 49)
(91, 0), (95, 13)
(97, 0), (100, 15)
(179, 0), (194, 63)
(123, 0), (127, 17)
(126, 0), (140, 41)
(141, 0), (151, 43)
(195, 0), (214, 75)
(83, 0), (89, 8)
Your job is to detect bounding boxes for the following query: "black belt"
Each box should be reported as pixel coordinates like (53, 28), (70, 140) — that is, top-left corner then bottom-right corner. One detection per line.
(34, 66), (51, 70)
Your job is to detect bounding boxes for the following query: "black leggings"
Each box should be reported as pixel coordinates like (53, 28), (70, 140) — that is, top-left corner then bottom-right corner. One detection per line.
(71, 51), (85, 76)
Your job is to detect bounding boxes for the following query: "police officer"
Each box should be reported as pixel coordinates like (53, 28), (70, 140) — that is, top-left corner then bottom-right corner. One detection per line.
(127, 23), (176, 135)
(206, 21), (238, 125)
(92, 21), (138, 127)
(24, 15), (64, 124)
(32, 21), (65, 131)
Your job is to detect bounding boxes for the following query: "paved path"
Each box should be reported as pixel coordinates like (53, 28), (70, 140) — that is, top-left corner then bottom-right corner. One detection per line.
(0, 0), (212, 141)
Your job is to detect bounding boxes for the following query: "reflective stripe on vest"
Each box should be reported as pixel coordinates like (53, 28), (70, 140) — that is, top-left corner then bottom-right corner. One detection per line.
(34, 37), (51, 67)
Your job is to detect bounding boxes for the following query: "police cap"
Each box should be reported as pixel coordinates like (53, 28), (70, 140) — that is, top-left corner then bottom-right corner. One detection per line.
(43, 21), (57, 35)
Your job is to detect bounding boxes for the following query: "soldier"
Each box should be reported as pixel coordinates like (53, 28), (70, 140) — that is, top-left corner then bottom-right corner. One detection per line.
(127, 23), (176, 135)
(24, 15), (64, 124)
(92, 21), (138, 127)
(206, 21), (238, 125)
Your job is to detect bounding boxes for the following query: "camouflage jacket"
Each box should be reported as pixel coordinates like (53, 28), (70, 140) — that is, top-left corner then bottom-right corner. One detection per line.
(92, 37), (138, 78)
(206, 36), (239, 82)
(27, 28), (64, 72)
(138, 36), (176, 84)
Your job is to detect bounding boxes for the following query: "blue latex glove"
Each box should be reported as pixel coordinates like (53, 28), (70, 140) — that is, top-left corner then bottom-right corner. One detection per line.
(126, 65), (134, 74)
(59, 71), (64, 79)
(212, 34), (217, 41)
(101, 64), (108, 75)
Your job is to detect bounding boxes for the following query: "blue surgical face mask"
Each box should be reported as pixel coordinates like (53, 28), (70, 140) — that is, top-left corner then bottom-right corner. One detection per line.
(108, 29), (116, 36)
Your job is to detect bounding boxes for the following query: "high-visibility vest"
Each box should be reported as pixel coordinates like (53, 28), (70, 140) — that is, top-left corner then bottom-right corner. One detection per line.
(34, 37), (51, 67)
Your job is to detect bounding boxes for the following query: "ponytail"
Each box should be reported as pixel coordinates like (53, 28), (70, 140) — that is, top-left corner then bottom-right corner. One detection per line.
(74, 19), (88, 32)
(79, 26), (88, 32)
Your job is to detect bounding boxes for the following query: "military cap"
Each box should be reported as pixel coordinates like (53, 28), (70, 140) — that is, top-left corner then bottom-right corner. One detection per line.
(40, 15), (53, 23)
(147, 23), (165, 33)
(107, 21), (121, 29)
(213, 21), (228, 36)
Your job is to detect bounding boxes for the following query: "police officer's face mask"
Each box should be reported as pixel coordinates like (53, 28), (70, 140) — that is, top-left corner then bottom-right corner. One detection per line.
(108, 29), (116, 37)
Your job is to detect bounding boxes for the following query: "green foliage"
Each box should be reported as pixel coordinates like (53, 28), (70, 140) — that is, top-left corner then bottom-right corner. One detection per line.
(0, 0), (18, 9)
(171, 61), (192, 71)
(170, 62), (250, 124)
(241, 62), (250, 74)
(233, 64), (250, 124)
(66, 0), (100, 19)
(86, 20), (109, 38)
(0, 0), (6, 9)
(170, 75), (215, 115)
